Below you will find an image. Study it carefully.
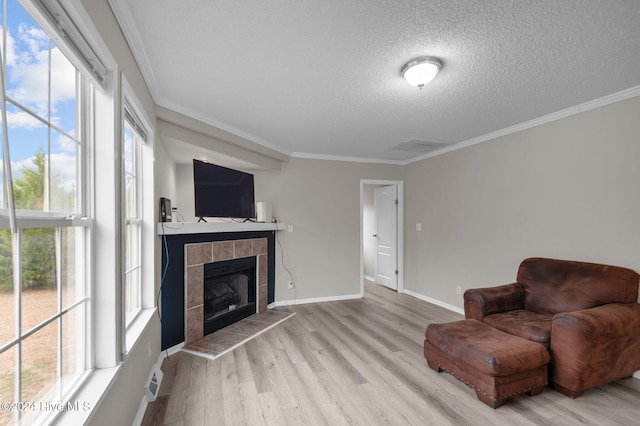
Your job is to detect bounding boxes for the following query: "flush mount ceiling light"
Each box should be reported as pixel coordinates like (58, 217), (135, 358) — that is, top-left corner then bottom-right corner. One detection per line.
(401, 57), (442, 89)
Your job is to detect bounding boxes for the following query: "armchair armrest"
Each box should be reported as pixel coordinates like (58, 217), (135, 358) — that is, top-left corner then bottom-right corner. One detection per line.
(463, 282), (525, 321)
(550, 303), (640, 397)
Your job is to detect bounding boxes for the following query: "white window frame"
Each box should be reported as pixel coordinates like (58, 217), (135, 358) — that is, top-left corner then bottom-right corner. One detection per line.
(0, 1), (100, 423)
(2, 0), (157, 423)
(121, 77), (155, 352)
(123, 104), (143, 325)
(0, 220), (91, 425)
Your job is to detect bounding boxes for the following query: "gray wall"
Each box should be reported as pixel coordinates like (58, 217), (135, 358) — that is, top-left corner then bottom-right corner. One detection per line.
(253, 159), (404, 302)
(403, 95), (640, 308)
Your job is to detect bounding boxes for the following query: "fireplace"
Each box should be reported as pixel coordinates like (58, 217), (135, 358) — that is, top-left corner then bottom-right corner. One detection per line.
(184, 237), (269, 346)
(203, 257), (256, 335)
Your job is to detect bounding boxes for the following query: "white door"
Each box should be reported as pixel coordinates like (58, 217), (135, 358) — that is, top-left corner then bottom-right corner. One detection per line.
(374, 185), (398, 290)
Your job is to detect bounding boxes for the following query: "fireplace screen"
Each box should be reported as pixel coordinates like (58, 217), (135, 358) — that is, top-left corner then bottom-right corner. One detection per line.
(204, 274), (248, 320)
(203, 256), (256, 335)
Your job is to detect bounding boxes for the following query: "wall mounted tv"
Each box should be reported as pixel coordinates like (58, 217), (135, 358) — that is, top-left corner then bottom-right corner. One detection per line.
(193, 159), (255, 221)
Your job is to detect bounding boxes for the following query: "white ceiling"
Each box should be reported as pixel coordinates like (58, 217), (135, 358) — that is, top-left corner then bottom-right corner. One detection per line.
(111, 0), (640, 165)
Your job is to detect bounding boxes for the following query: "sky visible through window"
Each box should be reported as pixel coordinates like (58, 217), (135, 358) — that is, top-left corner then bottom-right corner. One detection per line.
(1, 0), (78, 210)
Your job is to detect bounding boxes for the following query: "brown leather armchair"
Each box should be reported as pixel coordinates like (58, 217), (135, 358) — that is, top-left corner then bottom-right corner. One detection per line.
(464, 257), (640, 397)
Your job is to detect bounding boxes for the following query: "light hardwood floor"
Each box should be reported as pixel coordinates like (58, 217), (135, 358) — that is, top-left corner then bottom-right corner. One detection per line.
(142, 282), (640, 425)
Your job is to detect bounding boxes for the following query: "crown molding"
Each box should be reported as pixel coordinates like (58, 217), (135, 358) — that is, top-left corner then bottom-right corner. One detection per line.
(108, 0), (160, 102)
(179, 84), (640, 167)
(405, 85), (640, 165)
(291, 151), (406, 165)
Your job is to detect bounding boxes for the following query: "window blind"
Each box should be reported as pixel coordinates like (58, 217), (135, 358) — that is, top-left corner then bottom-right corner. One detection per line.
(124, 102), (148, 142)
(31, 0), (108, 85)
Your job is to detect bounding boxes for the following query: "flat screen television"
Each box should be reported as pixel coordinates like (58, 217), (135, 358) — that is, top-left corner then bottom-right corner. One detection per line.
(193, 159), (255, 220)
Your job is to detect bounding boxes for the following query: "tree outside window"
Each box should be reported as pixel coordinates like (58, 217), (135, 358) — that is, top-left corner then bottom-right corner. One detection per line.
(0, 1), (88, 424)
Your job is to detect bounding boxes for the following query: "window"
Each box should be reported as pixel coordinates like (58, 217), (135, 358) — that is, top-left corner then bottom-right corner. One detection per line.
(121, 81), (155, 352)
(0, 1), (92, 424)
(123, 105), (144, 325)
(2, 2), (81, 214)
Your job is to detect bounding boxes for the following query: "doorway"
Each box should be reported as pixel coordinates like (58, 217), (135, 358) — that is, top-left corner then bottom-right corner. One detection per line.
(360, 180), (404, 296)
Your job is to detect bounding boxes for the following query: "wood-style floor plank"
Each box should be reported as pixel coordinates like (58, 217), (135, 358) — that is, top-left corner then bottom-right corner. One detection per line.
(203, 354), (225, 426)
(161, 351), (192, 424)
(183, 355), (206, 425)
(219, 351), (244, 425)
(142, 281), (640, 425)
(257, 391), (287, 426)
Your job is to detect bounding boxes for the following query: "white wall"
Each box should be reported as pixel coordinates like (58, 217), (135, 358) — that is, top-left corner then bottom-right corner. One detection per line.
(403, 95), (640, 309)
(88, 323), (161, 426)
(156, 138), (178, 211)
(175, 163), (195, 222)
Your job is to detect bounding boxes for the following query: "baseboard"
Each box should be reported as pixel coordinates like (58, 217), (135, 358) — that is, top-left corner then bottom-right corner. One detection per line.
(402, 289), (465, 316)
(363, 275), (375, 282)
(132, 350), (166, 426)
(165, 342), (185, 357)
(272, 293), (362, 307)
(132, 394), (148, 426)
(273, 288), (459, 314)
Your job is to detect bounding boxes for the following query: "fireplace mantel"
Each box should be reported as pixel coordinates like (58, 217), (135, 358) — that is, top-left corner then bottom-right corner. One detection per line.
(157, 221), (285, 235)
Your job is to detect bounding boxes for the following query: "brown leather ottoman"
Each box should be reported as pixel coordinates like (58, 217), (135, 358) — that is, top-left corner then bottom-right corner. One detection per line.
(424, 319), (550, 408)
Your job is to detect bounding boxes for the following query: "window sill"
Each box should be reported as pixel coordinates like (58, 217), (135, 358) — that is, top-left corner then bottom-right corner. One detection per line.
(52, 367), (119, 425)
(52, 308), (157, 425)
(125, 308), (157, 354)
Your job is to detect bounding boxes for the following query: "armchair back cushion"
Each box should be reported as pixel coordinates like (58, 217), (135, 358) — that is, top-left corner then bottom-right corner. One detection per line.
(517, 258), (639, 315)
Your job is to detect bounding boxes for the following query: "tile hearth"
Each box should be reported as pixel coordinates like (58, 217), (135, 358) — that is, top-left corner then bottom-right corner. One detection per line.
(183, 309), (295, 359)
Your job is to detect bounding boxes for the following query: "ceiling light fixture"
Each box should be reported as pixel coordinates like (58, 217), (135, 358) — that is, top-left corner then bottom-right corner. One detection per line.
(402, 57), (442, 89)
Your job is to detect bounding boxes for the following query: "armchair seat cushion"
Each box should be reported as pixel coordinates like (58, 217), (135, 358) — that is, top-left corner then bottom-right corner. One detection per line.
(484, 310), (553, 347)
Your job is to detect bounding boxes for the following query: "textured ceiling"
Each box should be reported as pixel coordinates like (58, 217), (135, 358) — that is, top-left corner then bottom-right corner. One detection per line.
(111, 0), (640, 165)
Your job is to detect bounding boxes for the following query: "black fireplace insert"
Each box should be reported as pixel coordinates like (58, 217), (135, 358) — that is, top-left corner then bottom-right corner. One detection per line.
(203, 256), (256, 336)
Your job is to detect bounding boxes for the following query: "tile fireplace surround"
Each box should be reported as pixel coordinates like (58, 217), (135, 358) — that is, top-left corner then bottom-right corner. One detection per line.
(184, 238), (268, 345)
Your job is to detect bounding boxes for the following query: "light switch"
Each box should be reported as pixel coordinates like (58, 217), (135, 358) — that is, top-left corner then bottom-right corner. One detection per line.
(416, 223), (422, 231)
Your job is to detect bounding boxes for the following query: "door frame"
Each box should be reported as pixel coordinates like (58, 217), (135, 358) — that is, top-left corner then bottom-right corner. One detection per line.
(360, 179), (404, 297)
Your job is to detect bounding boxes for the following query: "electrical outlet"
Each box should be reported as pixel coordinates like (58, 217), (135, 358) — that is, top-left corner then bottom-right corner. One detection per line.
(456, 286), (461, 295)
(288, 225), (294, 233)
(288, 281), (294, 289)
